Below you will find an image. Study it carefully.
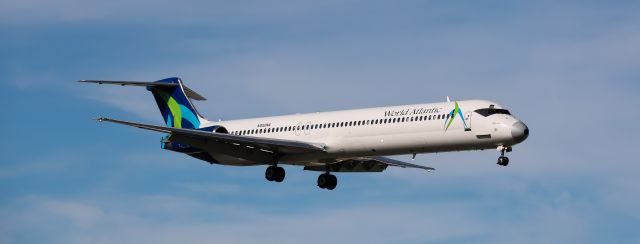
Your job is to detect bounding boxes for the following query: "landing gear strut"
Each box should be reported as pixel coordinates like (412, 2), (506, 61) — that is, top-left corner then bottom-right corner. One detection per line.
(265, 165), (285, 182)
(497, 146), (512, 166)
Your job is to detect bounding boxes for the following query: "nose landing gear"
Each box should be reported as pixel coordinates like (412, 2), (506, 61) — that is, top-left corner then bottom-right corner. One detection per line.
(497, 146), (512, 166)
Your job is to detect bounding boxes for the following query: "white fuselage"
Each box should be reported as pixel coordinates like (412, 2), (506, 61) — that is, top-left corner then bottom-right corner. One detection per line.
(201, 100), (527, 166)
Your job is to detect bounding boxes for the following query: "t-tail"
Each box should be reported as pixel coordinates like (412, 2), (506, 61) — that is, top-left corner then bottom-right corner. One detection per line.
(79, 77), (209, 129)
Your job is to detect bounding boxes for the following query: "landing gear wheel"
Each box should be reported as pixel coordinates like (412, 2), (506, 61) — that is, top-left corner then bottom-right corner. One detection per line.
(497, 156), (510, 166)
(496, 146), (512, 167)
(274, 167), (285, 182)
(265, 166), (285, 182)
(317, 173), (328, 189)
(317, 173), (338, 190)
(326, 174), (337, 190)
(265, 166), (276, 181)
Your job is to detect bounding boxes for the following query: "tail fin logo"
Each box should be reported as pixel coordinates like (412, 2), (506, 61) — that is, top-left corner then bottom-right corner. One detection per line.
(445, 101), (469, 132)
(156, 90), (201, 129)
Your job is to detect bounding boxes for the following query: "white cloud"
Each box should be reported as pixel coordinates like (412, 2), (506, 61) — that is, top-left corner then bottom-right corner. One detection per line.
(175, 181), (241, 194)
(80, 86), (159, 122)
(0, 191), (601, 244)
(0, 152), (87, 179)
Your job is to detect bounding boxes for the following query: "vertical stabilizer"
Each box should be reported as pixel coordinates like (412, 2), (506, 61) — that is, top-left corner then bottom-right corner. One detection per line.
(148, 77), (207, 129)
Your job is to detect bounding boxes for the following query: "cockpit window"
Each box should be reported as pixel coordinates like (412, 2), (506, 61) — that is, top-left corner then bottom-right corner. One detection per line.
(475, 108), (511, 117)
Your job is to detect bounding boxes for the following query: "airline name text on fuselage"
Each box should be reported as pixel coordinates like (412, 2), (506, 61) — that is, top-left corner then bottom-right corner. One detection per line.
(384, 107), (441, 117)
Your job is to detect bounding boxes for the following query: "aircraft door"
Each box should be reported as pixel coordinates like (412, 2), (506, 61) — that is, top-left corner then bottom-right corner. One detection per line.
(304, 121), (311, 135)
(295, 122), (302, 136)
(464, 111), (472, 131)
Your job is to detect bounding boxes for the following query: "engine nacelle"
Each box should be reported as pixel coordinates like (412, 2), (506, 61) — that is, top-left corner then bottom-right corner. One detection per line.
(198, 125), (229, 134)
(161, 125), (229, 152)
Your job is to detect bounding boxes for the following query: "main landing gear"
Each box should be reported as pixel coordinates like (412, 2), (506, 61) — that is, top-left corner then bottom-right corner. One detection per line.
(497, 146), (512, 166)
(317, 173), (337, 190)
(264, 161), (338, 190)
(265, 165), (285, 182)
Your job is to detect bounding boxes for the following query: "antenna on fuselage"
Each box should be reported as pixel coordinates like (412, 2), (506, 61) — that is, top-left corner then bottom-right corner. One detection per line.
(446, 96), (451, 102)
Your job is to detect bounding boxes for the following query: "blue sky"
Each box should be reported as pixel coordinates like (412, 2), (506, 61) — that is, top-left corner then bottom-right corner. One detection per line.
(1, 0), (639, 243)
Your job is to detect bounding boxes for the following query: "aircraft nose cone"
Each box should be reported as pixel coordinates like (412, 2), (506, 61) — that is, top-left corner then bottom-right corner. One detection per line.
(511, 121), (529, 143)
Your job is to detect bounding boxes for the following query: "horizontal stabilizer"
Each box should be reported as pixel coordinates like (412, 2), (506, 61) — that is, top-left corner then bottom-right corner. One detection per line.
(78, 80), (177, 87)
(78, 80), (207, 101)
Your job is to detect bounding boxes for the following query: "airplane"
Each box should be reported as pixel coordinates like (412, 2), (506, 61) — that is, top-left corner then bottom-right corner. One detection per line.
(80, 77), (529, 190)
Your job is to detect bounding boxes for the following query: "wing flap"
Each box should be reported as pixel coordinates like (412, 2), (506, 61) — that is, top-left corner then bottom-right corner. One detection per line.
(304, 157), (434, 172)
(372, 156), (435, 171)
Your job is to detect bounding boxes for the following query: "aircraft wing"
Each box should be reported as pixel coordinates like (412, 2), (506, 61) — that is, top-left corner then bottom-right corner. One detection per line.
(96, 117), (326, 154)
(304, 156), (434, 172)
(372, 156), (435, 171)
